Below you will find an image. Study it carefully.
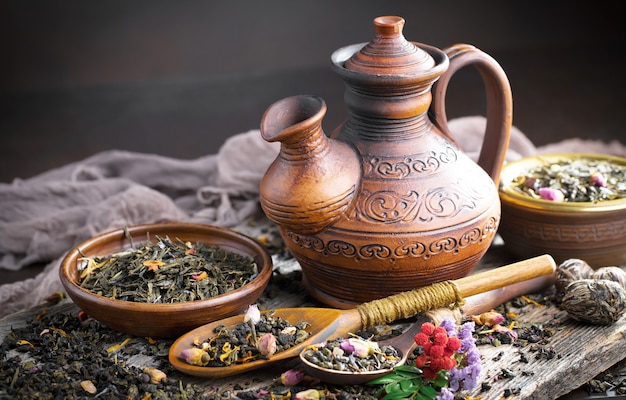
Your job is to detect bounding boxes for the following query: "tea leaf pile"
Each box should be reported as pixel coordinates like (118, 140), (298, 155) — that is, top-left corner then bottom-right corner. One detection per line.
(78, 235), (258, 303)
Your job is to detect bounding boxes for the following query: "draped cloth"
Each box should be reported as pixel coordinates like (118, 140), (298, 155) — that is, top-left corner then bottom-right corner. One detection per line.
(1, 117), (624, 318)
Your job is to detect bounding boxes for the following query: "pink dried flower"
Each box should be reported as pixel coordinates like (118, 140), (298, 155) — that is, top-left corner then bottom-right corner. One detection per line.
(180, 347), (209, 366)
(590, 172), (607, 187)
(280, 369), (305, 386)
(471, 310), (505, 327)
(257, 333), (277, 357)
(244, 304), (261, 324)
(538, 187), (564, 201)
(340, 338), (378, 358)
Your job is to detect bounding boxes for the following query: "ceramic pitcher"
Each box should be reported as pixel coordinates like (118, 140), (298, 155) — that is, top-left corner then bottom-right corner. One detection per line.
(259, 16), (512, 308)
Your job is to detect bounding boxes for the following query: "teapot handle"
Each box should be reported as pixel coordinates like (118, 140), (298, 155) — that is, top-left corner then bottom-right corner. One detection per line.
(430, 44), (512, 187)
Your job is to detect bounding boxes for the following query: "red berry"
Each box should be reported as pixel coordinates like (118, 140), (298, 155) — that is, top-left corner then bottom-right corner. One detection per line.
(446, 336), (461, 351)
(429, 345), (444, 358)
(433, 332), (448, 346)
(421, 322), (436, 336)
(443, 357), (457, 370)
(414, 354), (428, 368)
(429, 357), (445, 372)
(414, 332), (430, 346)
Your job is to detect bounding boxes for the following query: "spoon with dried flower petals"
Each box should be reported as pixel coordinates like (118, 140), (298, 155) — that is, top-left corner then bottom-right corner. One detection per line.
(169, 254), (556, 378)
(298, 271), (554, 385)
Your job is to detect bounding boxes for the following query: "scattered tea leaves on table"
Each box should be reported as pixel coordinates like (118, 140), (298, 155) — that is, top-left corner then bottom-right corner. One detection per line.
(0, 310), (209, 399)
(77, 235), (259, 303)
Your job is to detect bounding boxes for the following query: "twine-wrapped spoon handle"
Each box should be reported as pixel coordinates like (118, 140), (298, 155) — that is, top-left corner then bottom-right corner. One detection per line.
(356, 254), (556, 327)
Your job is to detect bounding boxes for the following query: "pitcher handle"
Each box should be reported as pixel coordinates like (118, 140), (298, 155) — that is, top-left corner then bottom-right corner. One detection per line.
(430, 44), (512, 187)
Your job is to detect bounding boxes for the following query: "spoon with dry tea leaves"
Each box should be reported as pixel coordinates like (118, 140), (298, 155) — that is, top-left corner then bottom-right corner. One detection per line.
(298, 271), (555, 385)
(169, 254), (556, 378)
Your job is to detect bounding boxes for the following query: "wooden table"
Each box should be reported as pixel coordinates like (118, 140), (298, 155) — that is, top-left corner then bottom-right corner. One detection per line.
(1, 218), (625, 399)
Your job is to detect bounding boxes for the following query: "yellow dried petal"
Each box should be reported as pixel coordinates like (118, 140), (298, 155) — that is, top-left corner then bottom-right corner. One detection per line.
(521, 295), (544, 307)
(50, 328), (70, 338)
(107, 337), (132, 353)
(143, 260), (165, 272)
(16, 340), (34, 348)
(35, 308), (47, 320)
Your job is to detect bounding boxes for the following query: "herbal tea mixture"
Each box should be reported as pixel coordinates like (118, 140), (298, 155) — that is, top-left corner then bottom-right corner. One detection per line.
(510, 157), (626, 202)
(301, 335), (402, 373)
(180, 305), (310, 367)
(77, 235), (259, 303)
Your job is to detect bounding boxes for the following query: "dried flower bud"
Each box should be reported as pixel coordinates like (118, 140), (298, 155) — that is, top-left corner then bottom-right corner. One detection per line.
(244, 304), (261, 325)
(340, 338), (379, 358)
(590, 171), (607, 187)
(538, 187), (564, 202)
(44, 291), (67, 305)
(280, 369), (305, 386)
(555, 258), (594, 294)
(561, 279), (626, 325)
(592, 266), (626, 290)
(180, 347), (210, 366)
(257, 333), (277, 357)
(471, 310), (505, 327)
(143, 367), (167, 384)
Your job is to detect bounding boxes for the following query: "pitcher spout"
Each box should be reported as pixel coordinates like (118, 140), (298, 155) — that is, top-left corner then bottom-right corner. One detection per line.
(259, 95), (361, 235)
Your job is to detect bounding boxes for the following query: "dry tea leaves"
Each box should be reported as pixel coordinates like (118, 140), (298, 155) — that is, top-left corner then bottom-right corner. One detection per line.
(561, 279), (626, 325)
(301, 336), (401, 373)
(78, 235), (259, 303)
(510, 157), (626, 203)
(592, 266), (626, 290)
(181, 311), (310, 367)
(0, 311), (206, 400)
(554, 258), (594, 294)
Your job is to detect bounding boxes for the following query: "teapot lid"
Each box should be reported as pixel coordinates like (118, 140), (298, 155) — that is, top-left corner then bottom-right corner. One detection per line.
(344, 16), (435, 75)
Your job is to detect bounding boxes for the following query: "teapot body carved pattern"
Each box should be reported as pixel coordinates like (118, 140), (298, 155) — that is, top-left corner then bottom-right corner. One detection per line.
(260, 16), (512, 308)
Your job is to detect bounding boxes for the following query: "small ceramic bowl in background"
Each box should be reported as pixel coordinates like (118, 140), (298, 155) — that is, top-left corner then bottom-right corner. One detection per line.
(59, 222), (272, 338)
(498, 153), (626, 268)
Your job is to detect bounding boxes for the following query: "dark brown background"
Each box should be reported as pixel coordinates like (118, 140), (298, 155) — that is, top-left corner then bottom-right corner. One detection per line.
(0, 1), (624, 183)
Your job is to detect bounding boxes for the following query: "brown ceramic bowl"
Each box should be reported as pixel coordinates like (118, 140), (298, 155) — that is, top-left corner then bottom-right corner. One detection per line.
(498, 153), (626, 267)
(59, 222), (272, 338)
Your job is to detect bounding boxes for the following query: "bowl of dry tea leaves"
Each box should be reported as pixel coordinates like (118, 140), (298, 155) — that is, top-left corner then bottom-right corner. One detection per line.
(59, 222), (273, 338)
(498, 153), (626, 267)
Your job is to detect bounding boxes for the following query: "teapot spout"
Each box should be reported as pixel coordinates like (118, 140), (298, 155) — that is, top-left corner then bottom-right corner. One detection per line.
(259, 95), (361, 235)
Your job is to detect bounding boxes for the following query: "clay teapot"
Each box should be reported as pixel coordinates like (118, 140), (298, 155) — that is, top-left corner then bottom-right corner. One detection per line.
(259, 16), (512, 308)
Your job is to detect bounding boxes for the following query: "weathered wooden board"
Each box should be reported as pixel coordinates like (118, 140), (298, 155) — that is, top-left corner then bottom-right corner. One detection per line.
(1, 220), (625, 399)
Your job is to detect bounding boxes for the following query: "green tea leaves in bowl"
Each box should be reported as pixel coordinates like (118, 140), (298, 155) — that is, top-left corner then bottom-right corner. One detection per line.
(510, 157), (626, 203)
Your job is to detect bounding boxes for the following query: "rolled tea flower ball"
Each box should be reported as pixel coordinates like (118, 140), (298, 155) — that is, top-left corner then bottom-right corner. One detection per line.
(561, 279), (626, 325)
(555, 258), (594, 294)
(592, 266), (626, 290)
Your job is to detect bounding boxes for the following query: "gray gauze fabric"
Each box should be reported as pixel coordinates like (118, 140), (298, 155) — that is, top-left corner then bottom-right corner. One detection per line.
(1, 120), (624, 318)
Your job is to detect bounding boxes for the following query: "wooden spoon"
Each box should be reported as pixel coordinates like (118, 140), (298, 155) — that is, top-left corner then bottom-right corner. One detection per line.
(169, 254), (555, 378)
(298, 272), (554, 385)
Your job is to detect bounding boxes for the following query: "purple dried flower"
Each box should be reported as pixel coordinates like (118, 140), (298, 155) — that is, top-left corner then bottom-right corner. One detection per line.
(436, 387), (454, 400)
(440, 317), (457, 336)
(340, 338), (378, 358)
